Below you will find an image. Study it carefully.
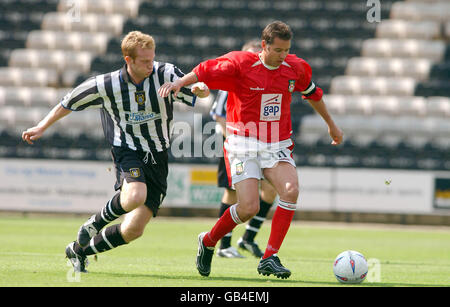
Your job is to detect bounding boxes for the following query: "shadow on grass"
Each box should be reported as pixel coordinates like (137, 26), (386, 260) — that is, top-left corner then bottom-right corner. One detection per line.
(88, 271), (445, 287)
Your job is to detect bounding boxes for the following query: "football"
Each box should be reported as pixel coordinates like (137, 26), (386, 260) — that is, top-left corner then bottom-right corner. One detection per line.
(333, 250), (368, 284)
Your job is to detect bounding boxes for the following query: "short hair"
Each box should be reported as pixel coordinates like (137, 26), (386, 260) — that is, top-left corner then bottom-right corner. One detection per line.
(121, 31), (155, 59)
(241, 40), (262, 52)
(261, 21), (293, 45)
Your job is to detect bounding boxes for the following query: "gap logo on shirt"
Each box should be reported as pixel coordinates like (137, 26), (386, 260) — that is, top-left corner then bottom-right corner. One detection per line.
(260, 93), (282, 121)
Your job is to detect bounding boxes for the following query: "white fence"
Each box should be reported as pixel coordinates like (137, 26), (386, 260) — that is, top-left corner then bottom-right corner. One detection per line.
(0, 158), (449, 214)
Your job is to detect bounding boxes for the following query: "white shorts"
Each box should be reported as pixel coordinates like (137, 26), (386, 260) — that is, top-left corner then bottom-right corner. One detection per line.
(224, 134), (296, 185)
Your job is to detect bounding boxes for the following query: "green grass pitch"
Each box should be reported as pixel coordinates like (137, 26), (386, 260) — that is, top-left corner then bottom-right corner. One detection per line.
(0, 213), (449, 287)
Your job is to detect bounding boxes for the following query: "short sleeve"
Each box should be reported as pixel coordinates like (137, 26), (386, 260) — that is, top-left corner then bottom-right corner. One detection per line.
(294, 59), (323, 101)
(60, 77), (103, 111)
(193, 51), (239, 92)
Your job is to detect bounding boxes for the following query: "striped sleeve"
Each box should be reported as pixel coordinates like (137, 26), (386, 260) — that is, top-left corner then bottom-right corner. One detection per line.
(163, 63), (196, 107)
(209, 90), (228, 119)
(60, 77), (104, 111)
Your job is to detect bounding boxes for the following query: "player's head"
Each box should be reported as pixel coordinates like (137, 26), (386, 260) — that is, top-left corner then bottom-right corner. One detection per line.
(241, 40), (262, 53)
(261, 21), (292, 67)
(122, 31), (156, 80)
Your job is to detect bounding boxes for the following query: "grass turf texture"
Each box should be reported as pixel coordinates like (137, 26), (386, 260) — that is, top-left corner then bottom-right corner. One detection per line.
(0, 214), (449, 287)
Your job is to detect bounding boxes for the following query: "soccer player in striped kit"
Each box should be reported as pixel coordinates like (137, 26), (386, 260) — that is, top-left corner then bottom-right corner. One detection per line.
(160, 21), (343, 279)
(21, 31), (210, 272)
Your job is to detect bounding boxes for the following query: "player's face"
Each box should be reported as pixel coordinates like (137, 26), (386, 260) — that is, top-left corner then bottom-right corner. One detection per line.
(126, 46), (155, 81)
(262, 37), (291, 67)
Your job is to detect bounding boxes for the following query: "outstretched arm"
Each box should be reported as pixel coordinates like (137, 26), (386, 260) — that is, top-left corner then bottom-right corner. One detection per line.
(158, 72), (200, 98)
(306, 98), (343, 145)
(22, 103), (71, 145)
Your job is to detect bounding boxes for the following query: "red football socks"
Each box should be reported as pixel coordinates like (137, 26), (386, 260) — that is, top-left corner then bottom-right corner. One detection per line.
(263, 200), (296, 259)
(203, 204), (242, 247)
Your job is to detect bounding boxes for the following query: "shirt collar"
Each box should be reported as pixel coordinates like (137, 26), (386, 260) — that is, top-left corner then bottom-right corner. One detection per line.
(258, 53), (280, 70)
(119, 64), (154, 87)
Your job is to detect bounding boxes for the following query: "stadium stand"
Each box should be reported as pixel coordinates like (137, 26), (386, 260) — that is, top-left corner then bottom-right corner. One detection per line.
(0, 0), (448, 171)
(303, 0), (450, 170)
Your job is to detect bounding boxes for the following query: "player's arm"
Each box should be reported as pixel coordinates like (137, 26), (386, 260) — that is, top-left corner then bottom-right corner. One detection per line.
(22, 76), (102, 145)
(159, 54), (239, 98)
(306, 98), (343, 146)
(295, 58), (343, 145)
(22, 103), (71, 145)
(158, 72), (203, 98)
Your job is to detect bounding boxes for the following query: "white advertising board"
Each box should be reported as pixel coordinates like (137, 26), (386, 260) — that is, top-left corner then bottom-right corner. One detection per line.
(331, 168), (433, 214)
(296, 168), (435, 213)
(0, 159), (115, 213)
(0, 159), (449, 215)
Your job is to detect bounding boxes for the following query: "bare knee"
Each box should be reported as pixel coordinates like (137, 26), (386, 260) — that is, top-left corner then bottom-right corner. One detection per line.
(121, 184), (147, 211)
(280, 182), (299, 203)
(236, 200), (260, 222)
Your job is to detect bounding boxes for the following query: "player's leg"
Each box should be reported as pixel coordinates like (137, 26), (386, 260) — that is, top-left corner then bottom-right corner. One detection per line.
(66, 180), (148, 272)
(216, 155), (236, 249)
(202, 176), (260, 248)
(262, 162), (298, 258)
(82, 180), (148, 255)
(67, 148), (167, 272)
(76, 194), (123, 248)
(197, 177), (259, 276)
(196, 154), (261, 276)
(118, 203), (153, 242)
(257, 162), (298, 279)
(82, 146), (167, 253)
(77, 147), (147, 247)
(217, 188), (244, 258)
(238, 179), (277, 257)
(218, 188), (236, 250)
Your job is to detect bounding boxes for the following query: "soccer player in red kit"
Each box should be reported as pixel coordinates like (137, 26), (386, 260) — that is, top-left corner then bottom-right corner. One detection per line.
(159, 21), (343, 279)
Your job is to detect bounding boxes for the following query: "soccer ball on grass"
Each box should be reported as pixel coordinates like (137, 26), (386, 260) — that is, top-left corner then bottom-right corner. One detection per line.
(333, 250), (368, 284)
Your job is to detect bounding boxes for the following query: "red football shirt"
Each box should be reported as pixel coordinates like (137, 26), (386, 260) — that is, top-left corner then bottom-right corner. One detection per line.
(193, 51), (323, 143)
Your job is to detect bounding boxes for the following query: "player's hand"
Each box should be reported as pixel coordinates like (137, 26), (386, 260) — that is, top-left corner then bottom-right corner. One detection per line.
(328, 124), (343, 146)
(191, 82), (210, 98)
(22, 126), (45, 145)
(158, 80), (182, 98)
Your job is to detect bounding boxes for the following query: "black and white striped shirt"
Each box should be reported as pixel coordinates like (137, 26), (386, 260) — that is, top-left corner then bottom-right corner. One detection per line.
(209, 90), (228, 119)
(61, 62), (196, 153)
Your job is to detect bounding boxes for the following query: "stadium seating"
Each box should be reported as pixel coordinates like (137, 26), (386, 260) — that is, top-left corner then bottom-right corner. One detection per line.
(9, 49), (93, 73)
(301, 0), (450, 170)
(390, 0), (450, 22)
(0, 0), (449, 171)
(41, 12), (125, 36)
(346, 57), (432, 80)
(26, 31), (110, 54)
(376, 19), (441, 40)
(361, 39), (446, 61)
(0, 67), (58, 87)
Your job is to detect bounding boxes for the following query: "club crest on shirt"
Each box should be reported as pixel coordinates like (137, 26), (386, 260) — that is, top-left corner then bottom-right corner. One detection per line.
(129, 168), (141, 178)
(235, 162), (244, 175)
(288, 80), (295, 93)
(135, 91), (146, 105)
